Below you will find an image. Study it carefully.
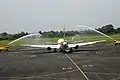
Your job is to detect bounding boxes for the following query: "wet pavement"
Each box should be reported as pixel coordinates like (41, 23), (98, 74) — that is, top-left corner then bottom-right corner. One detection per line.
(0, 43), (120, 80)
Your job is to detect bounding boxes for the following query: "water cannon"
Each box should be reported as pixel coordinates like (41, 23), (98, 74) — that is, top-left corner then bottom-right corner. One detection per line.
(113, 40), (120, 45)
(0, 45), (10, 52)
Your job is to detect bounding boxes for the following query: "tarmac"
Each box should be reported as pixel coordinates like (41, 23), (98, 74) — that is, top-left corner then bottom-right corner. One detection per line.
(0, 43), (120, 80)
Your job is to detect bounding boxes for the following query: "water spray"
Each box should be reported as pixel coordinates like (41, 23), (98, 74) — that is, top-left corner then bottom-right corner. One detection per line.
(77, 25), (115, 41)
(8, 33), (41, 45)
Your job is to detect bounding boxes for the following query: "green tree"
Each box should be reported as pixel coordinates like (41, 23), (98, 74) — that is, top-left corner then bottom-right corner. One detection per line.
(97, 24), (115, 34)
(0, 32), (8, 36)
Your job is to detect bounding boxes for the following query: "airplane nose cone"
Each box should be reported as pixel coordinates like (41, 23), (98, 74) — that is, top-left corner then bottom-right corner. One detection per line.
(63, 42), (67, 45)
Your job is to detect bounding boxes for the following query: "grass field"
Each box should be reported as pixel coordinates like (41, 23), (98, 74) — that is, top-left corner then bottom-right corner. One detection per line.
(0, 34), (120, 46)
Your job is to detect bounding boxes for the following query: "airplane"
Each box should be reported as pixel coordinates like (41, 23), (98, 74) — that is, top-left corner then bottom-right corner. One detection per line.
(23, 26), (106, 53)
(23, 39), (105, 53)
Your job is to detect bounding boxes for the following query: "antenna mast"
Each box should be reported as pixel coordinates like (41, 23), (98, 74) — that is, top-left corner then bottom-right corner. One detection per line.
(63, 24), (65, 40)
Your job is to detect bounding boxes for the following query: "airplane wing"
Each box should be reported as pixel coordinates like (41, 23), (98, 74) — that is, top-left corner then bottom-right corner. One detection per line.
(23, 40), (105, 49)
(23, 44), (60, 49)
(68, 40), (84, 44)
(68, 40), (106, 47)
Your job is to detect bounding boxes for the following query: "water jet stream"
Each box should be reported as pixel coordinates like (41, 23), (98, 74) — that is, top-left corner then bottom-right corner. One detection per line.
(77, 25), (115, 40)
(8, 33), (41, 45)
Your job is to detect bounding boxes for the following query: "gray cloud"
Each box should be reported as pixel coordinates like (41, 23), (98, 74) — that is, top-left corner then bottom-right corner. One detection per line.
(0, 0), (120, 33)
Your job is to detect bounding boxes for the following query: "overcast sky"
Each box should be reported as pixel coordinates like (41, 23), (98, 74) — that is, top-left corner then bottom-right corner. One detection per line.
(0, 0), (120, 33)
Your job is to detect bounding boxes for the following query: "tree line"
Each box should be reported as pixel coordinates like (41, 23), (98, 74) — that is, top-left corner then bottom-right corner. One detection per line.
(40, 24), (120, 38)
(0, 31), (28, 41)
(96, 24), (120, 34)
(0, 24), (120, 41)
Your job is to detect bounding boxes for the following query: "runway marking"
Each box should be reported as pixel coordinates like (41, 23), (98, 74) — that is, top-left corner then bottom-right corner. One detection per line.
(8, 76), (58, 80)
(85, 72), (120, 75)
(70, 56), (120, 59)
(96, 75), (103, 80)
(0, 69), (79, 79)
(40, 69), (78, 77)
(65, 54), (90, 80)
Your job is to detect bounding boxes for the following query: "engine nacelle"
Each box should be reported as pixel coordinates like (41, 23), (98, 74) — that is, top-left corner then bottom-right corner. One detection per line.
(74, 45), (79, 49)
(47, 47), (51, 50)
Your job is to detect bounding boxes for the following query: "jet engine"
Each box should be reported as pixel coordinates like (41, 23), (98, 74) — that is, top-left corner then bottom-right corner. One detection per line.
(47, 47), (51, 50)
(74, 45), (79, 49)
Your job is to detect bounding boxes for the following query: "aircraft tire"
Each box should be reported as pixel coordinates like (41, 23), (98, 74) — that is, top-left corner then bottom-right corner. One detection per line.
(52, 48), (57, 52)
(58, 49), (62, 52)
(69, 48), (73, 53)
(115, 43), (118, 45)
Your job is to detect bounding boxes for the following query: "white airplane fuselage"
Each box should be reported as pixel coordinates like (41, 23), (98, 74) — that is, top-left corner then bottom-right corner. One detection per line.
(23, 38), (106, 53)
(57, 38), (73, 53)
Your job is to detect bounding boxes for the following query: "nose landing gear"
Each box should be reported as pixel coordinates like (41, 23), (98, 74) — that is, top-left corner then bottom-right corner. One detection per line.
(62, 48), (73, 53)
